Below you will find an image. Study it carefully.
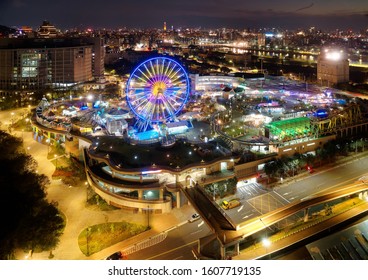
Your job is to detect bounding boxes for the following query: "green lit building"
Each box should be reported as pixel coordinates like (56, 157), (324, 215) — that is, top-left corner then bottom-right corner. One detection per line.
(265, 117), (311, 141)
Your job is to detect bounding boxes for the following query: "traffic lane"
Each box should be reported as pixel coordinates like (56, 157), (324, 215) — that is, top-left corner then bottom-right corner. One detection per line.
(148, 242), (198, 260)
(275, 156), (368, 201)
(230, 205), (260, 224)
(127, 220), (211, 260)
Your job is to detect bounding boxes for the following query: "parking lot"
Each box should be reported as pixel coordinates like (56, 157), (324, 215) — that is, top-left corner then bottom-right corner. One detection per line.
(226, 182), (302, 229)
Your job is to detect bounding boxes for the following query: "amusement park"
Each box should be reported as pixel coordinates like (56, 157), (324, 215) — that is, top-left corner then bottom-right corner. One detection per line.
(29, 55), (368, 217)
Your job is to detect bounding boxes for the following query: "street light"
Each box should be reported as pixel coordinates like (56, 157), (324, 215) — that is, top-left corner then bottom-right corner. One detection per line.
(10, 112), (14, 126)
(85, 181), (89, 202)
(262, 238), (271, 259)
(260, 219), (272, 259)
(262, 238), (271, 247)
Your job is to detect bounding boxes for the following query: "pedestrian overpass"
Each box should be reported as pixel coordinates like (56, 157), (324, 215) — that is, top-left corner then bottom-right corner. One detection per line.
(182, 181), (368, 259)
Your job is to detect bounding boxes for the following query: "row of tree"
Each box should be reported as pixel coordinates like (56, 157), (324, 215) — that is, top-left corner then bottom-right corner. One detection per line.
(0, 130), (64, 259)
(263, 138), (364, 181)
(204, 177), (238, 199)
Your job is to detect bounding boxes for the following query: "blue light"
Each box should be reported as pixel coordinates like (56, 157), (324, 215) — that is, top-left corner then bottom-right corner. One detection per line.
(314, 109), (328, 118)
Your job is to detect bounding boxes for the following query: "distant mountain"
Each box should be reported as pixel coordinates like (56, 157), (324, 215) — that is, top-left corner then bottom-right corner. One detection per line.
(0, 25), (17, 36)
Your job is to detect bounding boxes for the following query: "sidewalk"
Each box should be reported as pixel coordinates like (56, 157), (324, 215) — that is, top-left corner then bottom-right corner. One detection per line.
(15, 130), (195, 260)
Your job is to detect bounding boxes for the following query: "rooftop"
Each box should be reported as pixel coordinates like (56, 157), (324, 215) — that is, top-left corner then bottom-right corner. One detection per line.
(89, 137), (235, 170)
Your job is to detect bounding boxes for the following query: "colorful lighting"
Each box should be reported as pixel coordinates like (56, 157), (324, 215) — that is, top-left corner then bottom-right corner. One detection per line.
(126, 57), (190, 131)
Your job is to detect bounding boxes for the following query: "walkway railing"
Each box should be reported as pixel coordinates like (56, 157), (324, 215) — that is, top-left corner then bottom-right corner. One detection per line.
(121, 232), (168, 255)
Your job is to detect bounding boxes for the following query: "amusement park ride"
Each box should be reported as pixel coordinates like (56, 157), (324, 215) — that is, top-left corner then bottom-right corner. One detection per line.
(35, 55), (368, 150)
(126, 57), (190, 133)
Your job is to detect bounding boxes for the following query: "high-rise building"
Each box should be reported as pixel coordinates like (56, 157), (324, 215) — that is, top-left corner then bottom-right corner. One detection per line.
(257, 33), (266, 47)
(0, 38), (95, 94)
(81, 37), (105, 78)
(317, 49), (349, 86)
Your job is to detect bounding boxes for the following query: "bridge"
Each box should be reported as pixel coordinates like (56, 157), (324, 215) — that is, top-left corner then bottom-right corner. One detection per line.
(183, 181), (368, 259)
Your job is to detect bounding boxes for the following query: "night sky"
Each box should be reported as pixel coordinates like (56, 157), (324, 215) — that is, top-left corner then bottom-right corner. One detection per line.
(0, 0), (367, 30)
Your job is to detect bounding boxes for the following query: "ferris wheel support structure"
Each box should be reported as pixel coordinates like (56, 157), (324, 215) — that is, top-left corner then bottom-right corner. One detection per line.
(126, 57), (190, 132)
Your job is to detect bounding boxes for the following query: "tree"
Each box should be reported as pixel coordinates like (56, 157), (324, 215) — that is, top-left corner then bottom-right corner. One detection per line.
(220, 66), (231, 74)
(226, 177), (238, 194)
(264, 160), (278, 182)
(0, 131), (64, 259)
(16, 201), (64, 257)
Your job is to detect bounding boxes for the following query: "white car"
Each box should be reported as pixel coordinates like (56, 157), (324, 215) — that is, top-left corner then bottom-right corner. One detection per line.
(188, 213), (200, 223)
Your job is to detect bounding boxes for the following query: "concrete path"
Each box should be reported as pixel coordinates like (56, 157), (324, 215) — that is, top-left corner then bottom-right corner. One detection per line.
(10, 129), (194, 260)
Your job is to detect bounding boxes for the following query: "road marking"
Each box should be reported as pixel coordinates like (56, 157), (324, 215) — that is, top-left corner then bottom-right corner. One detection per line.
(273, 190), (290, 203)
(242, 214), (254, 219)
(237, 205), (244, 212)
(147, 241), (198, 260)
(197, 221), (204, 228)
(191, 229), (203, 235)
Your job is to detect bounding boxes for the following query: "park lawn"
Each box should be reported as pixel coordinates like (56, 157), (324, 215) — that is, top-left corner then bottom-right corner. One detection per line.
(78, 222), (147, 256)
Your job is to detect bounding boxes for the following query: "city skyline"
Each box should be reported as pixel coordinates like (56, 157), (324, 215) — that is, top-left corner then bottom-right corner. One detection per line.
(0, 0), (367, 31)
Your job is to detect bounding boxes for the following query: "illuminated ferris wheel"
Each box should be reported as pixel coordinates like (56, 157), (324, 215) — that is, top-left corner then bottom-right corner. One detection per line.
(126, 57), (190, 131)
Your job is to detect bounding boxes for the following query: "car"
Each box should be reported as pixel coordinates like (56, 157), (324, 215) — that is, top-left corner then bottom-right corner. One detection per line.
(105, 251), (123, 260)
(221, 199), (241, 210)
(188, 213), (200, 223)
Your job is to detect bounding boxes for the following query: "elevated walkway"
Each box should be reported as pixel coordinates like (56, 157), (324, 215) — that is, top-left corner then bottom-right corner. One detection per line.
(233, 202), (368, 260)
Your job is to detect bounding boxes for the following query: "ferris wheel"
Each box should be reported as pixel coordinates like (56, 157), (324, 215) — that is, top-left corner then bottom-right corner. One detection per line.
(126, 57), (190, 131)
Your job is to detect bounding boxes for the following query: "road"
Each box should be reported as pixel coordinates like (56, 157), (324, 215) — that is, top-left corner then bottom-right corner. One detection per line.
(122, 154), (368, 260)
(128, 219), (212, 260)
(226, 155), (368, 226)
(274, 155), (368, 202)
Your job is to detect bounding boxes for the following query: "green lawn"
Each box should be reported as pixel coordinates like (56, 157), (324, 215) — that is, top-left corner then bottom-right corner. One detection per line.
(78, 222), (147, 256)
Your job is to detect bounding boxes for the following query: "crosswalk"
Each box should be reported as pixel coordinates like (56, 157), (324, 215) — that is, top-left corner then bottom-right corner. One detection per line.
(237, 182), (267, 200)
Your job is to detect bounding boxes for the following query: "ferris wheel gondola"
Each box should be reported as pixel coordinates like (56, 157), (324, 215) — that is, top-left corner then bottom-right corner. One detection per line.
(126, 57), (190, 131)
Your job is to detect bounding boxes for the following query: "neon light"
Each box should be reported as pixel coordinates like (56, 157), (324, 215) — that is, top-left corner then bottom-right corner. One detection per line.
(142, 170), (162, 174)
(126, 57), (190, 131)
(307, 143), (315, 146)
